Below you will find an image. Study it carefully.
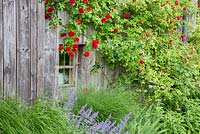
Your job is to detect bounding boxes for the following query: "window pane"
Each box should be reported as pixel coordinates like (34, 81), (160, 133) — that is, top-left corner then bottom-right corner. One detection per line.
(59, 54), (65, 66)
(65, 54), (71, 65)
(58, 68), (73, 85)
(59, 53), (72, 66)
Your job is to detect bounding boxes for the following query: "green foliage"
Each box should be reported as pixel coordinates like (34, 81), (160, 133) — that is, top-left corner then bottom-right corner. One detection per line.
(45, 0), (200, 133)
(0, 98), (81, 134)
(188, 17), (200, 45)
(126, 106), (167, 134)
(73, 88), (137, 122)
(73, 87), (167, 134)
(46, 0), (200, 106)
(156, 99), (200, 134)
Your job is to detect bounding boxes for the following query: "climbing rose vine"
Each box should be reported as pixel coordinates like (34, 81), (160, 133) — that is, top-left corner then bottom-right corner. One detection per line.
(45, 0), (200, 106)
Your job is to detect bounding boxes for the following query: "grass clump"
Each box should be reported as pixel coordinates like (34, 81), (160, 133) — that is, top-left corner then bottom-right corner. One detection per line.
(0, 98), (81, 134)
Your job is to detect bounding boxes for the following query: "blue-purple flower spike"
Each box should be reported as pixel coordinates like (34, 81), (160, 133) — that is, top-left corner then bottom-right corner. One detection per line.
(66, 88), (76, 111)
(65, 88), (131, 134)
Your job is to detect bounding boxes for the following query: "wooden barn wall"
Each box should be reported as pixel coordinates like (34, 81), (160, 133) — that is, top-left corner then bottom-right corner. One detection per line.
(0, 0), (45, 101)
(44, 12), (122, 95)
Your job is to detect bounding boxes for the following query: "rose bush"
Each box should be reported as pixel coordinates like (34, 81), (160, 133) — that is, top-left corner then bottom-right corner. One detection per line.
(45, 0), (200, 109)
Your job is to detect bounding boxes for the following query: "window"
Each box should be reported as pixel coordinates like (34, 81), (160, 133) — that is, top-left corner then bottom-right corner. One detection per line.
(58, 53), (77, 87)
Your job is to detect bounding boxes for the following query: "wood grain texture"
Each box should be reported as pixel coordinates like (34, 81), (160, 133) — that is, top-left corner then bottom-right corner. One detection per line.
(17, 0), (31, 101)
(3, 0), (17, 97)
(30, 0), (37, 102)
(37, 0), (45, 98)
(0, 0), (3, 97)
(44, 19), (57, 98)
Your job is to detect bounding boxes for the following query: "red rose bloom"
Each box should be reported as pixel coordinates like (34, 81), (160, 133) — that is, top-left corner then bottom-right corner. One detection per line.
(73, 44), (79, 49)
(175, 0), (178, 6)
(113, 28), (118, 33)
(139, 60), (145, 65)
(45, 0), (49, 4)
(106, 13), (111, 19)
(66, 46), (71, 52)
(73, 48), (77, 53)
(83, 0), (87, 4)
(177, 16), (182, 20)
(198, 4), (200, 8)
(60, 32), (67, 37)
(181, 34), (186, 42)
(133, 0), (136, 2)
(68, 31), (75, 37)
(169, 20), (173, 24)
(68, 51), (75, 57)
(173, 27), (177, 31)
(86, 6), (91, 12)
(183, 6), (187, 11)
(169, 40), (173, 44)
(76, 18), (82, 24)
(84, 52), (90, 57)
(45, 13), (51, 19)
(124, 13), (130, 19)
(92, 40), (99, 49)
(74, 37), (79, 42)
(78, 8), (84, 14)
(58, 44), (63, 51)
(101, 18), (107, 23)
(48, 6), (55, 13)
(162, 69), (167, 73)
(69, 0), (75, 4)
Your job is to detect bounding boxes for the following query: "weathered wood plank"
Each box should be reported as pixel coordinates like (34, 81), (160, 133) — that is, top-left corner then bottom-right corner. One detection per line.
(44, 20), (57, 98)
(17, 0), (31, 101)
(37, 0), (45, 98)
(3, 0), (17, 97)
(54, 12), (63, 99)
(0, 0), (3, 98)
(30, 0), (38, 102)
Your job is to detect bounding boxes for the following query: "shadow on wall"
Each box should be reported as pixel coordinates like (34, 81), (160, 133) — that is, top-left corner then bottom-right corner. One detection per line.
(77, 51), (122, 90)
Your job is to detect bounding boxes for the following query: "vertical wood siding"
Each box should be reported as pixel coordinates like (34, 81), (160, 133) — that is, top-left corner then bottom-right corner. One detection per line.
(0, 0), (3, 98)
(0, 0), (46, 101)
(3, 0), (17, 97)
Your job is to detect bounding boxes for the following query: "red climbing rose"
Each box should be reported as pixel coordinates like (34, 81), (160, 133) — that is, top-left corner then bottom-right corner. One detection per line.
(113, 28), (118, 33)
(106, 13), (111, 19)
(45, 13), (51, 19)
(78, 8), (84, 14)
(60, 32), (67, 37)
(68, 51), (75, 57)
(183, 6), (187, 11)
(68, 31), (75, 37)
(69, 0), (75, 4)
(83, 0), (87, 4)
(101, 18), (107, 23)
(74, 37), (79, 42)
(45, 0), (49, 4)
(124, 13), (130, 19)
(86, 6), (91, 12)
(139, 60), (145, 65)
(92, 40), (99, 49)
(58, 44), (63, 51)
(66, 46), (71, 52)
(76, 18), (82, 24)
(84, 52), (90, 57)
(175, 0), (178, 6)
(48, 6), (55, 13)
(169, 40), (173, 44)
(73, 44), (79, 49)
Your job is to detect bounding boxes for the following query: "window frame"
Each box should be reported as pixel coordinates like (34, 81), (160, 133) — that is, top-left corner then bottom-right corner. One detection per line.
(58, 52), (78, 88)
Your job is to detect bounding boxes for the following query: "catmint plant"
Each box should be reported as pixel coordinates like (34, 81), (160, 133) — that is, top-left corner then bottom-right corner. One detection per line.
(65, 88), (131, 134)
